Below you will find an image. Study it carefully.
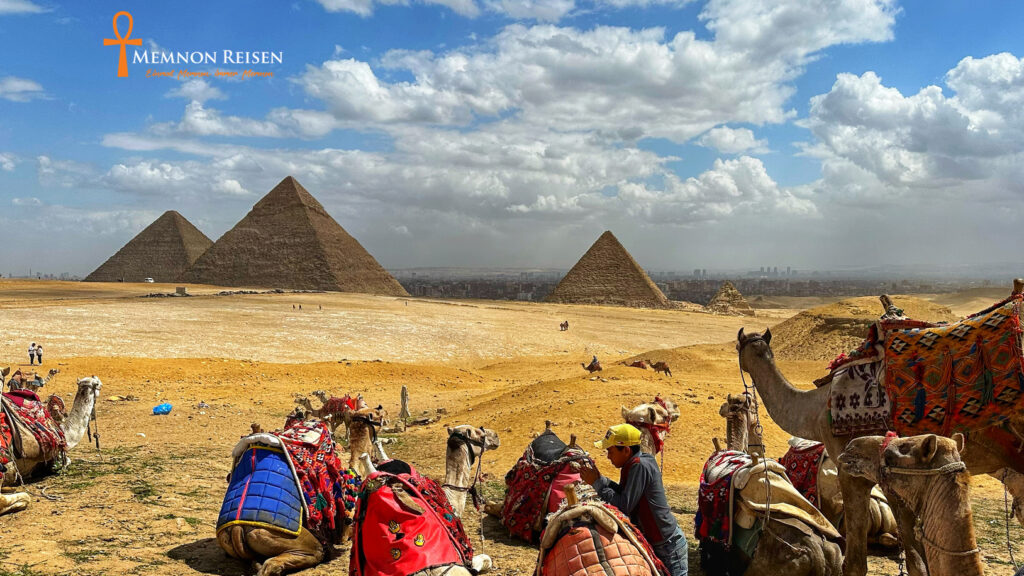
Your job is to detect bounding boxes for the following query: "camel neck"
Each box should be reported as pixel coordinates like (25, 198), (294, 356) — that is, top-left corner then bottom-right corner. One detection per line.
(917, 475), (983, 576)
(62, 385), (95, 450)
(443, 443), (474, 516)
(744, 351), (823, 439)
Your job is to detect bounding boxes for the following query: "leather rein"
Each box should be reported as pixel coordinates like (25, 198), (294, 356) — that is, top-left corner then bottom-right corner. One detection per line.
(442, 428), (487, 510)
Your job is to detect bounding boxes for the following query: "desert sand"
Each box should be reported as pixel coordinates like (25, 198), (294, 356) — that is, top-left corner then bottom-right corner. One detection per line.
(0, 280), (1018, 575)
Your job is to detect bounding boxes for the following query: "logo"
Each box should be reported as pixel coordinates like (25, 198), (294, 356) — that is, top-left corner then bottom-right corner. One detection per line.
(103, 11), (141, 78)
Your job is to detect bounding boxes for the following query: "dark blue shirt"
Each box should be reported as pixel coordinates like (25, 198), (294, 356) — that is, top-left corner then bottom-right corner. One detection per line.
(593, 451), (678, 544)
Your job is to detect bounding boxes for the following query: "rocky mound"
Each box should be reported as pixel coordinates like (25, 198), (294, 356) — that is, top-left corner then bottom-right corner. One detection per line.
(545, 231), (671, 309)
(85, 210), (212, 283)
(769, 296), (957, 362)
(706, 281), (755, 316)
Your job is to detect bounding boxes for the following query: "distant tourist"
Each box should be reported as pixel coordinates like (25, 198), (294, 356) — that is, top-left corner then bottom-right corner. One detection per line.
(28, 342), (36, 365)
(35, 344), (43, 365)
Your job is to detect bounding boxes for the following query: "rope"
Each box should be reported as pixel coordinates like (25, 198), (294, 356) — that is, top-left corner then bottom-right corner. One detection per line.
(913, 520), (980, 557)
(1004, 469), (1020, 570)
(881, 461), (966, 476)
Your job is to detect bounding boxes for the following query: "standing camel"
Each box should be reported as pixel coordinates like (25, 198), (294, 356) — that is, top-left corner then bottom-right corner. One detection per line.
(737, 327), (1024, 576)
(839, 434), (983, 576)
(442, 425), (500, 517)
(646, 360), (672, 377)
(582, 358), (602, 373)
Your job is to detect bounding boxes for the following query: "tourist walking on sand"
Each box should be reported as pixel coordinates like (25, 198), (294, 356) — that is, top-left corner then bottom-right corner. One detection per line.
(580, 423), (689, 576)
(35, 343), (43, 365)
(28, 343), (36, 365)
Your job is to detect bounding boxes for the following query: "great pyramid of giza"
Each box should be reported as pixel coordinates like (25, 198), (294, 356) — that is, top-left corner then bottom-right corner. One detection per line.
(178, 176), (408, 295)
(545, 230), (672, 308)
(706, 280), (755, 316)
(84, 210), (212, 283)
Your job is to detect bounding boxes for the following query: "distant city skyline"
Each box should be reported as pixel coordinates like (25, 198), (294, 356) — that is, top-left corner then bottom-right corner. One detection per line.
(3, 2), (1024, 275)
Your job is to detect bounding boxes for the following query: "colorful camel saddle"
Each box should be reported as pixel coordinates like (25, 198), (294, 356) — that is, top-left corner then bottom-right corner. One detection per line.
(827, 295), (1024, 437)
(778, 439), (826, 507)
(350, 460), (474, 576)
(1, 390), (66, 464)
(536, 489), (667, 576)
(696, 451), (839, 554)
(501, 430), (593, 542)
(218, 419), (357, 544)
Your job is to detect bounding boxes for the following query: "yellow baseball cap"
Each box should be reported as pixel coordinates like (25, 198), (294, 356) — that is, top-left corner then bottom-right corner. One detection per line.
(595, 423), (642, 450)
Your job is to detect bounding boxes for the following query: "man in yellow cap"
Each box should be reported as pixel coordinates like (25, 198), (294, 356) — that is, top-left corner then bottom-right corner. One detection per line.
(580, 423), (688, 576)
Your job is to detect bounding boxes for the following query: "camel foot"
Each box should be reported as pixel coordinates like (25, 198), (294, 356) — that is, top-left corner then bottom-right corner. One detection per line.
(483, 501), (502, 518)
(0, 492), (30, 516)
(875, 534), (899, 548)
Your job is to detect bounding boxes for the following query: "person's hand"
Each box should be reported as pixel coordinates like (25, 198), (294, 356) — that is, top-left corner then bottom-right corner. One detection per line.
(579, 463), (600, 485)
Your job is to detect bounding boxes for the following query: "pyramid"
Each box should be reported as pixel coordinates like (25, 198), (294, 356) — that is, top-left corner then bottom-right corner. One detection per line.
(545, 231), (672, 308)
(706, 280), (755, 316)
(84, 210), (212, 283)
(179, 176), (408, 295)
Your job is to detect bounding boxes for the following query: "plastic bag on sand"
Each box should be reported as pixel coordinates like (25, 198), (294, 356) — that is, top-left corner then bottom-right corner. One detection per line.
(153, 402), (172, 415)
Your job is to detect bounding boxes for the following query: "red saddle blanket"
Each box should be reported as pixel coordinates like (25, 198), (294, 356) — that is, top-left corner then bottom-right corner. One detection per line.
(695, 450), (750, 545)
(2, 393), (66, 462)
(274, 419), (350, 543)
(828, 295), (1024, 436)
(779, 442), (826, 507)
(502, 442), (592, 542)
(350, 462), (473, 576)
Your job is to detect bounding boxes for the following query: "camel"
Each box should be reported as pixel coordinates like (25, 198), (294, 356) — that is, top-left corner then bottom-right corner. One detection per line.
(442, 425), (500, 518)
(559, 321), (569, 331)
(838, 434), (983, 576)
(582, 358), (602, 373)
(6, 368), (60, 394)
(621, 396), (679, 457)
(346, 406), (388, 477)
(217, 420), (351, 576)
(0, 375), (102, 517)
(646, 360), (671, 377)
(737, 326), (1024, 576)
(718, 393), (898, 548)
(699, 409), (843, 576)
(623, 360), (649, 369)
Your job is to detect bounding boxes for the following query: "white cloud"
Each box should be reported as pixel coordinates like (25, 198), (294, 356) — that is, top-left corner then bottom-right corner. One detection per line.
(698, 126), (769, 154)
(11, 197), (41, 206)
(0, 152), (17, 171)
(0, 0), (47, 14)
(37, 155), (95, 187)
(314, 0), (692, 20)
(0, 76), (46, 102)
(153, 101), (287, 138)
(481, 0), (574, 21)
(166, 79), (226, 103)
(296, 2), (897, 142)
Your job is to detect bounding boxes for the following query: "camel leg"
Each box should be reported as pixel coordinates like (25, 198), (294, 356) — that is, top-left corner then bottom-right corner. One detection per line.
(834, 461), (873, 576)
(999, 468), (1024, 527)
(0, 492), (30, 516)
(217, 526), (323, 576)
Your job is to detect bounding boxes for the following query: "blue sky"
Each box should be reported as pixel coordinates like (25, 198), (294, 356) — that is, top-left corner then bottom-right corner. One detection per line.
(3, 0), (1024, 277)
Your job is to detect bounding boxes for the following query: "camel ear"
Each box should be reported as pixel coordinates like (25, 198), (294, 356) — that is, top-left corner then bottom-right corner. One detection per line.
(918, 434), (939, 464)
(737, 328), (745, 343)
(647, 407), (657, 423)
(446, 426), (454, 436)
(952, 432), (966, 455)
(763, 328), (772, 345)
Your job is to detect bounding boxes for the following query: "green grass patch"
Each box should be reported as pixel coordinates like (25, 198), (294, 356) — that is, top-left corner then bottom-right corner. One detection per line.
(0, 564), (49, 576)
(63, 549), (110, 563)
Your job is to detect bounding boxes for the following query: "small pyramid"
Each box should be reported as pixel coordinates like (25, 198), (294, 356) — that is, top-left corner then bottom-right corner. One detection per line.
(179, 176), (408, 295)
(84, 210), (212, 283)
(706, 280), (755, 316)
(545, 231), (672, 309)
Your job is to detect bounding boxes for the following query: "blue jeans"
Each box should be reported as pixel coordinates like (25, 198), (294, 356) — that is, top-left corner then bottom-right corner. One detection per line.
(651, 527), (688, 576)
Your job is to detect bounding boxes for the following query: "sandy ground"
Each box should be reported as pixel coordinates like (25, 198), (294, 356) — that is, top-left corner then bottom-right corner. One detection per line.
(0, 280), (1019, 576)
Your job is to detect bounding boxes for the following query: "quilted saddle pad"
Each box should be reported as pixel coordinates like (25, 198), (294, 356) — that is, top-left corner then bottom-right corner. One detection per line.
(218, 445), (304, 536)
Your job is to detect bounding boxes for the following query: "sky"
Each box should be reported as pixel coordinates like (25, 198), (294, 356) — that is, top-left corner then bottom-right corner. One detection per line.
(2, 0), (1024, 277)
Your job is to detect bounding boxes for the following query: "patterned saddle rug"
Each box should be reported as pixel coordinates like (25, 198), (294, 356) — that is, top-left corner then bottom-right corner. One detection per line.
(1, 392), (66, 464)
(218, 419), (357, 544)
(778, 439), (826, 508)
(350, 460), (474, 576)
(536, 485), (666, 576)
(502, 430), (593, 542)
(826, 295), (1024, 437)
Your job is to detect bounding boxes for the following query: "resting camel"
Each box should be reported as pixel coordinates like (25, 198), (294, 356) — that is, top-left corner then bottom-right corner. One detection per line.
(621, 396), (679, 457)
(737, 326), (1024, 576)
(700, 397), (842, 576)
(346, 406), (388, 477)
(623, 360), (648, 369)
(646, 360), (671, 377)
(839, 434), (983, 576)
(718, 393), (898, 548)
(581, 358), (602, 373)
(442, 425), (500, 517)
(0, 376), (102, 516)
(6, 368), (59, 394)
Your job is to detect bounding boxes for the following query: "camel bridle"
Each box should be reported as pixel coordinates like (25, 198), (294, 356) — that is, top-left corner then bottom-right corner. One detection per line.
(442, 427), (488, 509)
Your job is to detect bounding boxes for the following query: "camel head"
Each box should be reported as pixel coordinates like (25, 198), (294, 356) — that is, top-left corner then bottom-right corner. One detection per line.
(839, 433), (966, 489)
(76, 376), (102, 399)
(736, 327), (773, 372)
(446, 425), (501, 459)
(621, 396), (678, 427)
(719, 393), (757, 451)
